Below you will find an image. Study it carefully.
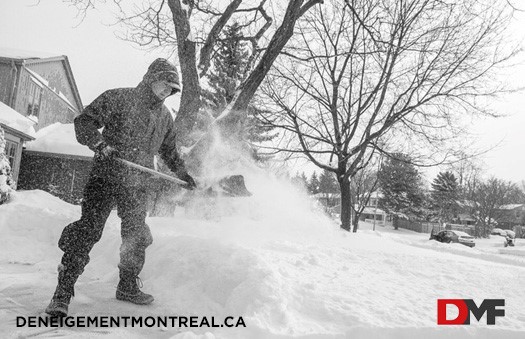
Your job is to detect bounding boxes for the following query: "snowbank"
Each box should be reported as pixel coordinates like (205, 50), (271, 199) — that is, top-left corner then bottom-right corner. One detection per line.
(0, 101), (36, 138)
(2, 174), (525, 338)
(25, 122), (94, 157)
(2, 124), (525, 337)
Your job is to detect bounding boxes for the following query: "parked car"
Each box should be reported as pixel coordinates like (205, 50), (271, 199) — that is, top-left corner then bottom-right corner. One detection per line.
(490, 229), (516, 247)
(430, 230), (476, 248)
(491, 228), (506, 236)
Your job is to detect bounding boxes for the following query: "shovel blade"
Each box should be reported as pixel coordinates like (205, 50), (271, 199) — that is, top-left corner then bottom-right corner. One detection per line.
(207, 175), (251, 197)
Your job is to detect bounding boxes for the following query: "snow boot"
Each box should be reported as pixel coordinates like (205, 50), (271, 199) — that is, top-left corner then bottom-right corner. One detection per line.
(45, 299), (69, 318)
(116, 270), (154, 305)
(45, 265), (74, 317)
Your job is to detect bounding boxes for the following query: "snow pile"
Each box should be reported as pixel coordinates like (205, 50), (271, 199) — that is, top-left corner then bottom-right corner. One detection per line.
(0, 101), (36, 138)
(0, 189), (525, 338)
(25, 122), (94, 157)
(1, 173), (525, 338)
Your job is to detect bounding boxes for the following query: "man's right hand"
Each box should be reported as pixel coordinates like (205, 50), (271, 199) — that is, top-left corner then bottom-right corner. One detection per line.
(177, 171), (197, 190)
(95, 141), (119, 160)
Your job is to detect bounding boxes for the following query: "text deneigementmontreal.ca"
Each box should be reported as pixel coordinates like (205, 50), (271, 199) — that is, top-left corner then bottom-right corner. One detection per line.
(16, 315), (247, 328)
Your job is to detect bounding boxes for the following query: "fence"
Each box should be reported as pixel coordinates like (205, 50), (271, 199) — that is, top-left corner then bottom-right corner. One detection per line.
(394, 219), (477, 236)
(395, 218), (440, 234)
(18, 150), (93, 204)
(365, 218), (385, 225)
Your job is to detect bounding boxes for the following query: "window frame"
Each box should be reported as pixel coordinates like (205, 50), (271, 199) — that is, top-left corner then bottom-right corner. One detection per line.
(26, 78), (43, 118)
(4, 139), (18, 169)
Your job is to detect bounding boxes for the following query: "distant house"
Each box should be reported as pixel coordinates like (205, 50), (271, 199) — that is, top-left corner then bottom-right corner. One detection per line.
(358, 191), (389, 224)
(0, 47), (83, 130)
(496, 204), (525, 229)
(0, 101), (35, 187)
(454, 199), (478, 225)
(313, 190), (390, 225)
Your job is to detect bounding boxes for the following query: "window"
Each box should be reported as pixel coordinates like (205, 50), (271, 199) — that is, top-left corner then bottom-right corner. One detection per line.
(5, 140), (18, 169)
(26, 79), (43, 118)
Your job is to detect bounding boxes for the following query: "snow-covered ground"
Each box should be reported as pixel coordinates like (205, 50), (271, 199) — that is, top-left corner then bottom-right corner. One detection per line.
(1, 173), (525, 338)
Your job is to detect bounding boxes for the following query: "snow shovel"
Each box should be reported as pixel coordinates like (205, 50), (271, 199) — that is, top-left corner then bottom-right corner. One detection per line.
(117, 158), (251, 196)
(117, 158), (189, 186)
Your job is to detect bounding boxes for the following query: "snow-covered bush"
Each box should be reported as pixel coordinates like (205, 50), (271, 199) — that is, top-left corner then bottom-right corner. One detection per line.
(0, 126), (14, 204)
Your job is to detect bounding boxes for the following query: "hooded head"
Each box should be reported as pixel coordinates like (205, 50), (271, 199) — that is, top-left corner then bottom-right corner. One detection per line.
(142, 58), (181, 101)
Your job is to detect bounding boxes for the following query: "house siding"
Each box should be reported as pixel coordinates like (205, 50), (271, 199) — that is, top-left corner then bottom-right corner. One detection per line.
(0, 62), (16, 105)
(26, 61), (77, 106)
(14, 67), (78, 130)
(0, 52), (84, 202)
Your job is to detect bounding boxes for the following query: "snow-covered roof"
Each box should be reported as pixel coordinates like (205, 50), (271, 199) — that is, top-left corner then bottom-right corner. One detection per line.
(312, 193), (340, 198)
(25, 123), (93, 158)
(361, 206), (386, 215)
(0, 101), (36, 139)
(0, 46), (59, 60)
(0, 47), (83, 112)
(457, 213), (476, 221)
(498, 204), (524, 210)
(456, 199), (478, 208)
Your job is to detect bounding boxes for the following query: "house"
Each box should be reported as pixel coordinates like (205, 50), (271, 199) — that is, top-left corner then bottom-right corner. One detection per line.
(0, 101), (35, 187)
(0, 47), (83, 130)
(358, 191), (389, 224)
(454, 199), (478, 225)
(313, 190), (390, 225)
(0, 47), (87, 201)
(496, 204), (525, 229)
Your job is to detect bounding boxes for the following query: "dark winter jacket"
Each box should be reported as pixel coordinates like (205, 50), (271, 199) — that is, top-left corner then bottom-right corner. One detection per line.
(74, 58), (185, 186)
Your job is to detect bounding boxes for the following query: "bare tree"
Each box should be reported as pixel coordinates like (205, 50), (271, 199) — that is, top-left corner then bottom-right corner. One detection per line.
(349, 159), (379, 232)
(472, 177), (517, 237)
(259, 0), (517, 231)
(447, 152), (484, 201)
(63, 0), (323, 172)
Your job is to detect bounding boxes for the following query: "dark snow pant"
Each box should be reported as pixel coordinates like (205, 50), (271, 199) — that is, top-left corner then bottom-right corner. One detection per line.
(55, 174), (153, 297)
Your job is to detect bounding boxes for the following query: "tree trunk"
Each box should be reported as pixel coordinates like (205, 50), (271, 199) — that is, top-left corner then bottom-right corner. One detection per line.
(168, 0), (202, 147)
(339, 178), (351, 231)
(173, 0), (322, 173)
(393, 215), (399, 230)
(352, 216), (359, 232)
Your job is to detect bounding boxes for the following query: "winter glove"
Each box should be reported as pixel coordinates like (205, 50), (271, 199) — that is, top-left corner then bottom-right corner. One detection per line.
(177, 170), (197, 190)
(94, 141), (119, 160)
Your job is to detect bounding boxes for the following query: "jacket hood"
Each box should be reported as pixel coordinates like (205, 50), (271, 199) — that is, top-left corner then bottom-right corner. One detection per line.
(142, 58), (181, 93)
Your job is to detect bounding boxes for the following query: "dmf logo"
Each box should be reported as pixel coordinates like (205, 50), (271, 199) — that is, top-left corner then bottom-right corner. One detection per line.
(437, 299), (505, 325)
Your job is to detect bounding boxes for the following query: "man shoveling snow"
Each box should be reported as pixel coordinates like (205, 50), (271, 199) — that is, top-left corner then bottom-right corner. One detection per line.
(45, 58), (197, 317)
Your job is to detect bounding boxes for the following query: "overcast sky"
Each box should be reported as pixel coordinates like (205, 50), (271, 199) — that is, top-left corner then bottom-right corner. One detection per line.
(1, 0), (525, 183)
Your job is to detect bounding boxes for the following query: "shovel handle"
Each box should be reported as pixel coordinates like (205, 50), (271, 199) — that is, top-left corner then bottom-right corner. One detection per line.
(116, 158), (189, 186)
